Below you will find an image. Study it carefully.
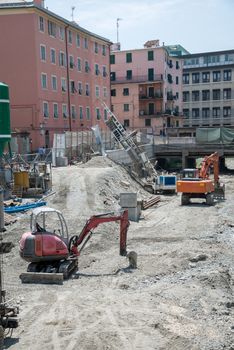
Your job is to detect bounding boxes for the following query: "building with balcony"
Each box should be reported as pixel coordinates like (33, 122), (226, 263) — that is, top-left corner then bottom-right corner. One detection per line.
(182, 49), (234, 129)
(0, 0), (111, 150)
(110, 40), (183, 136)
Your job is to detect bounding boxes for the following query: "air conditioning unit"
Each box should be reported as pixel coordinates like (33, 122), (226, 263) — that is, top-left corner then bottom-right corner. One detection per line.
(140, 110), (144, 116)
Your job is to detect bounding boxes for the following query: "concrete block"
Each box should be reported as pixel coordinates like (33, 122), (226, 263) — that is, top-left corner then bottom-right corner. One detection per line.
(120, 193), (137, 208)
(56, 156), (68, 167)
(122, 206), (141, 222)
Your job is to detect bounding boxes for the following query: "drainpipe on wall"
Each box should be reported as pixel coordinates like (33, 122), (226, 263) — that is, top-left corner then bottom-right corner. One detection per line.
(64, 25), (72, 132)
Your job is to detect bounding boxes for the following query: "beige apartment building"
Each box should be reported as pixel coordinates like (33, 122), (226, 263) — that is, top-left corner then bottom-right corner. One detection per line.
(110, 40), (183, 136)
(182, 50), (234, 129)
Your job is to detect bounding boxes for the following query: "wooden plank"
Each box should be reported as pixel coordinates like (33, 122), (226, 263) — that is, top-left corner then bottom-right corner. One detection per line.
(19, 272), (64, 285)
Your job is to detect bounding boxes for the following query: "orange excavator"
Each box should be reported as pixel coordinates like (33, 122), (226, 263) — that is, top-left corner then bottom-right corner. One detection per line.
(19, 207), (131, 284)
(176, 152), (225, 205)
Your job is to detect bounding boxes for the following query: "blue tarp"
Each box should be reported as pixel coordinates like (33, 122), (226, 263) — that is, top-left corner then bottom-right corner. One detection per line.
(4, 201), (47, 213)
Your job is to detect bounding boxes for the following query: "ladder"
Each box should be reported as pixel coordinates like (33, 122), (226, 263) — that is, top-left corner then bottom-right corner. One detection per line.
(100, 100), (157, 177)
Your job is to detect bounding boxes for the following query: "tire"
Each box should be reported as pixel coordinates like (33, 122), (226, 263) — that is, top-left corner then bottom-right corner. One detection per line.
(181, 194), (190, 205)
(206, 193), (214, 206)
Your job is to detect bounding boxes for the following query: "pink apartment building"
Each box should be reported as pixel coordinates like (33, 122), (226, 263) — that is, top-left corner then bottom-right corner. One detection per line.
(0, 0), (111, 151)
(110, 40), (183, 136)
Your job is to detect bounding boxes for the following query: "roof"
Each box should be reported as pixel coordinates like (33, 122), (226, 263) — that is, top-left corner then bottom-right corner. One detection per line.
(0, 1), (112, 44)
(182, 49), (234, 59)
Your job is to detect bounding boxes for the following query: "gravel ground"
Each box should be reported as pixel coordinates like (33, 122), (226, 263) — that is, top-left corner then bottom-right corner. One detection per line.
(2, 157), (234, 350)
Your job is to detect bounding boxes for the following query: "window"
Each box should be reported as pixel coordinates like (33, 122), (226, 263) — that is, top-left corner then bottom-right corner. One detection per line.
(48, 20), (56, 37)
(167, 74), (173, 84)
(79, 106), (83, 120)
(192, 91), (200, 101)
(96, 108), (101, 120)
(192, 108), (199, 118)
(202, 90), (210, 101)
(76, 34), (80, 47)
(95, 86), (100, 97)
(110, 55), (115, 64)
(213, 71), (221, 82)
(84, 37), (88, 49)
(183, 91), (189, 102)
(59, 51), (66, 67)
(202, 108), (210, 118)
(111, 89), (116, 97)
(183, 73), (189, 84)
(145, 119), (151, 127)
(126, 70), (132, 80)
(148, 68), (154, 81)
(69, 55), (74, 69)
(68, 30), (72, 44)
(176, 61), (180, 69)
(126, 53), (132, 63)
(61, 78), (67, 92)
(62, 104), (68, 118)
(39, 16), (44, 32)
(59, 27), (65, 40)
(148, 51), (154, 61)
(124, 104), (129, 112)
(50, 48), (56, 64)
(213, 89), (220, 100)
(213, 107), (220, 117)
(223, 106), (231, 117)
(103, 66), (107, 77)
(53, 103), (58, 118)
(85, 61), (90, 73)
(176, 76), (179, 85)
(95, 64), (100, 75)
(123, 88), (129, 96)
(104, 109), (108, 121)
(71, 105), (76, 119)
(102, 45), (106, 56)
(202, 72), (210, 83)
(124, 119), (129, 128)
(86, 107), (90, 120)
(103, 87), (107, 98)
(176, 92), (179, 99)
(94, 42), (98, 54)
(51, 76), (57, 91)
(192, 73), (200, 83)
(41, 73), (47, 89)
(40, 45), (46, 61)
(43, 101), (49, 117)
(183, 109), (190, 118)
(223, 70), (232, 81)
(223, 88), (231, 99)
(70, 81), (76, 93)
(85, 83), (89, 96)
(77, 58), (81, 72)
(110, 72), (116, 81)
(78, 82), (82, 95)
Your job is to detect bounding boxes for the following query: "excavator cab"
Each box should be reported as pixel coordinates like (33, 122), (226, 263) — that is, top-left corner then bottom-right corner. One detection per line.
(30, 207), (69, 244)
(181, 169), (199, 180)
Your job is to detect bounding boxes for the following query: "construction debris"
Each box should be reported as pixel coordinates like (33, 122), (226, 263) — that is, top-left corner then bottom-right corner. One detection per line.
(141, 195), (161, 210)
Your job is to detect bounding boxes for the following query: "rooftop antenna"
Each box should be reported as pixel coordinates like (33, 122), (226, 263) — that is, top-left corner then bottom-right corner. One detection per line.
(71, 6), (75, 21)
(116, 18), (122, 43)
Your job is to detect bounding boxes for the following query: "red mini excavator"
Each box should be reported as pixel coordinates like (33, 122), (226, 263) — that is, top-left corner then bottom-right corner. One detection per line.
(19, 207), (130, 284)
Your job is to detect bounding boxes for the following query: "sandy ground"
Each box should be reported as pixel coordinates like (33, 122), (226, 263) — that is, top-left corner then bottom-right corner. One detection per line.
(3, 157), (234, 350)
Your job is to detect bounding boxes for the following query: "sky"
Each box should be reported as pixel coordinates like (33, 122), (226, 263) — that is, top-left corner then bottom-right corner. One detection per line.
(44, 0), (233, 54)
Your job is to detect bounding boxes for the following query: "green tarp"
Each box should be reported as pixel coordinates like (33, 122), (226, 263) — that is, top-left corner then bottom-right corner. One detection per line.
(196, 127), (234, 144)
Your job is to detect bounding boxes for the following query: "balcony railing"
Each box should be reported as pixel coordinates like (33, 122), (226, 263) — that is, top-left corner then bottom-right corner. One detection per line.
(139, 92), (163, 99)
(111, 74), (163, 84)
(139, 110), (183, 117)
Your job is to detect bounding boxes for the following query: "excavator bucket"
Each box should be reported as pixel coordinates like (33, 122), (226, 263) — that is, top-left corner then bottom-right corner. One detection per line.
(20, 272), (64, 285)
(214, 184), (225, 200)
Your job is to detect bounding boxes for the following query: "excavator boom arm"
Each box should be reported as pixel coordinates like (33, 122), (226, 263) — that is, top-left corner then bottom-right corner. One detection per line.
(76, 210), (129, 256)
(199, 152), (220, 183)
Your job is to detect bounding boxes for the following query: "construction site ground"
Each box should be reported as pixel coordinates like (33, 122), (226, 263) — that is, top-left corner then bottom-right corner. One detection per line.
(3, 157), (234, 350)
